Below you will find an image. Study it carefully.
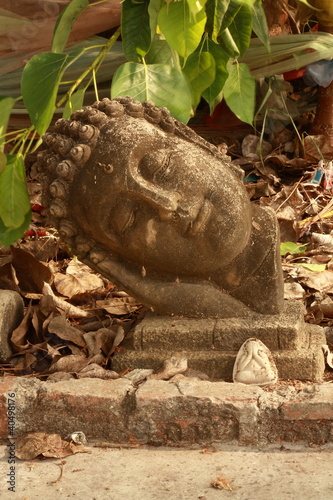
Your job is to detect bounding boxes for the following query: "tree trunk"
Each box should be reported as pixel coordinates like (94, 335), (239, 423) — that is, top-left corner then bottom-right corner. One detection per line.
(310, 24), (333, 136)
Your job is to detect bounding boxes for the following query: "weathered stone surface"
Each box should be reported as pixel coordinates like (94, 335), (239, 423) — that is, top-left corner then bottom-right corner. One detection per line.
(112, 305), (326, 382)
(130, 379), (262, 446)
(37, 96), (284, 318)
(0, 290), (24, 362)
(130, 301), (307, 352)
(1, 377), (333, 446)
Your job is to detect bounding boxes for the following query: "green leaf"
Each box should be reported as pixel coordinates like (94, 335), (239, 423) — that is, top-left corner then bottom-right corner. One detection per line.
(205, 0), (230, 42)
(218, 28), (240, 58)
(296, 263), (326, 272)
(0, 211), (31, 248)
(21, 51), (78, 135)
(148, 0), (162, 39)
(225, 2), (252, 57)
(233, 0), (255, 5)
(52, 0), (89, 53)
(158, 2), (206, 62)
(122, 0), (151, 62)
(145, 35), (178, 66)
(183, 51), (216, 109)
(223, 62), (255, 125)
(202, 40), (229, 112)
(186, 0), (208, 15)
(0, 97), (15, 152)
(111, 62), (192, 123)
(0, 154), (31, 229)
(63, 87), (86, 119)
(280, 242), (308, 256)
(251, 0), (270, 52)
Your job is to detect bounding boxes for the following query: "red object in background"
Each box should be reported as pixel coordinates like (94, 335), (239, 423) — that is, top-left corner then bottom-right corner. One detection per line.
(283, 67), (306, 81)
(31, 204), (45, 211)
(24, 230), (47, 237)
(203, 100), (252, 130)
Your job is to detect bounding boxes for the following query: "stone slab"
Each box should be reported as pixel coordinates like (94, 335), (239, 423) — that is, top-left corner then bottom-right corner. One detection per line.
(1, 376), (333, 447)
(133, 301), (307, 352)
(0, 290), (24, 362)
(112, 323), (326, 382)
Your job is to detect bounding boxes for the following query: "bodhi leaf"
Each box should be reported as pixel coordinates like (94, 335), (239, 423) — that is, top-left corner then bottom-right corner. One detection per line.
(0, 96), (15, 151)
(111, 62), (192, 123)
(52, 0), (89, 54)
(122, 0), (152, 62)
(205, 0), (230, 42)
(223, 62), (255, 125)
(202, 40), (229, 112)
(251, 0), (270, 51)
(0, 212), (31, 248)
(63, 87), (86, 119)
(145, 36), (178, 66)
(183, 51), (216, 109)
(158, 2), (206, 62)
(280, 242), (308, 256)
(0, 154), (31, 246)
(221, 1), (252, 57)
(187, 0), (209, 15)
(21, 51), (79, 135)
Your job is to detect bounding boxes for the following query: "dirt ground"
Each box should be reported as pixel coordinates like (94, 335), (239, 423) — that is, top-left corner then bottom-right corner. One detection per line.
(1, 442), (333, 500)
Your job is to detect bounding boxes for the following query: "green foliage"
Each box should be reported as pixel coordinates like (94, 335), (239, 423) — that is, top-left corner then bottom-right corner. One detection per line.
(223, 62), (255, 124)
(280, 242), (308, 256)
(0, 155), (31, 246)
(0, 97), (15, 151)
(52, 0), (89, 53)
(21, 51), (80, 135)
(111, 62), (192, 123)
(122, 0), (152, 62)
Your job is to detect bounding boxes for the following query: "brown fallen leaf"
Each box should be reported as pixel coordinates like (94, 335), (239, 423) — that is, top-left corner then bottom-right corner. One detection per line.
(211, 475), (233, 491)
(148, 356), (188, 380)
(10, 302), (32, 352)
(76, 364), (119, 380)
(54, 260), (104, 298)
(42, 282), (89, 318)
(96, 296), (140, 315)
(15, 432), (90, 460)
(48, 354), (89, 374)
(11, 246), (52, 293)
(48, 314), (87, 348)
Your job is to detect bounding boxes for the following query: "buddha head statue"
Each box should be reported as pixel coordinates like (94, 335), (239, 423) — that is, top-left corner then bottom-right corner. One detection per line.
(36, 97), (284, 318)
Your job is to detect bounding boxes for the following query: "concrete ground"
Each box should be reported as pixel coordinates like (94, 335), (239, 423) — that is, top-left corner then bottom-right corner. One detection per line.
(1, 443), (333, 500)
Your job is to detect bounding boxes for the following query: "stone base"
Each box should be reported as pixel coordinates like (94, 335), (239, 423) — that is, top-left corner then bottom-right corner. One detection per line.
(112, 301), (326, 382)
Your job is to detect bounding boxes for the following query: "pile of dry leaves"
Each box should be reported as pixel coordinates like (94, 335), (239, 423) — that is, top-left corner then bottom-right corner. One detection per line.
(0, 243), (144, 379)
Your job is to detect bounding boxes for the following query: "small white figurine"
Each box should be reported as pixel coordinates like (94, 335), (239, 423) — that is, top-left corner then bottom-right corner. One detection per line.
(233, 338), (278, 386)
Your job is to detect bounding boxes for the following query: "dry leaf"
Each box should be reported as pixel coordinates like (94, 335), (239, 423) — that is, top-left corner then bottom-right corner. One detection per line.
(10, 302), (32, 351)
(148, 356), (188, 380)
(42, 282), (89, 318)
(11, 246), (52, 293)
(48, 315), (86, 348)
(299, 269), (333, 293)
(77, 364), (119, 380)
(54, 260), (104, 298)
(15, 432), (89, 460)
(211, 475), (233, 491)
(48, 354), (89, 374)
(96, 296), (140, 315)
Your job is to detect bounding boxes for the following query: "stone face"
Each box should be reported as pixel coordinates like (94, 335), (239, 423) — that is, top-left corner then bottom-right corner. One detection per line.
(37, 96), (284, 318)
(0, 290), (24, 362)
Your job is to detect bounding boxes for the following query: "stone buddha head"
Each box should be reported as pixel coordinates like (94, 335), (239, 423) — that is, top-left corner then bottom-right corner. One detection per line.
(37, 97), (283, 317)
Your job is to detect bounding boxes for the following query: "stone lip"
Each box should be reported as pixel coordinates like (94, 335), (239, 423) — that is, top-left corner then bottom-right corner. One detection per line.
(1, 376), (333, 447)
